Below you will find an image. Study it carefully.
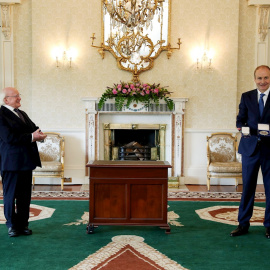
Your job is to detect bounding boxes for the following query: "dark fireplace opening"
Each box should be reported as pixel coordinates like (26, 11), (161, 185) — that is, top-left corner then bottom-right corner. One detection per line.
(111, 129), (159, 161)
(114, 129), (156, 146)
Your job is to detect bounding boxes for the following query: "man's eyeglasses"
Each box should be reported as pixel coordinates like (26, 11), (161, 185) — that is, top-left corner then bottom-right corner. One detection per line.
(5, 94), (21, 98)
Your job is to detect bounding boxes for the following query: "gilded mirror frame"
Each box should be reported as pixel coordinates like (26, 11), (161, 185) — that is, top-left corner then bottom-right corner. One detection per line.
(90, 0), (181, 82)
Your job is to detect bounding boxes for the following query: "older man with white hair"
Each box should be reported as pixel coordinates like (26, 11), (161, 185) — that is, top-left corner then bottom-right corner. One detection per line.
(0, 87), (46, 237)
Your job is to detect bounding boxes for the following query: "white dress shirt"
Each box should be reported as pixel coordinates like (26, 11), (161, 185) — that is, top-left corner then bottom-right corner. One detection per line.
(257, 87), (270, 106)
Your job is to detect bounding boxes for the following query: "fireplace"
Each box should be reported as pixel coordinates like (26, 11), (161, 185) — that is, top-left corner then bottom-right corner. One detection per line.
(82, 98), (188, 181)
(103, 123), (166, 161)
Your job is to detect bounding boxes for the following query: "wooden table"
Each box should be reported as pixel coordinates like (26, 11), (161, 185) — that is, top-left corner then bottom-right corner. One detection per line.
(86, 160), (172, 234)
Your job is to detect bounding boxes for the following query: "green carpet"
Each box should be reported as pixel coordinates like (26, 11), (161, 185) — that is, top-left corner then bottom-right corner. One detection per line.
(0, 200), (269, 270)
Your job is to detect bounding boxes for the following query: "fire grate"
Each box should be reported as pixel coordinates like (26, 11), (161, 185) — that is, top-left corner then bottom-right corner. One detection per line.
(119, 146), (151, 161)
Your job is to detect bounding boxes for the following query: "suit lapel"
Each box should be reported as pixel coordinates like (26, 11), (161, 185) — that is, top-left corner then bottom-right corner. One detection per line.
(249, 90), (260, 118)
(263, 93), (270, 117)
(1, 106), (28, 126)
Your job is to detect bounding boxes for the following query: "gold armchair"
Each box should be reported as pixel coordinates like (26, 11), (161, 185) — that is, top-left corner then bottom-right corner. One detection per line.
(33, 132), (67, 190)
(206, 132), (242, 191)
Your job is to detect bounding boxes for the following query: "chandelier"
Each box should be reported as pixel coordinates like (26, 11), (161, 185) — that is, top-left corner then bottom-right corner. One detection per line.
(91, 0), (181, 82)
(103, 0), (164, 31)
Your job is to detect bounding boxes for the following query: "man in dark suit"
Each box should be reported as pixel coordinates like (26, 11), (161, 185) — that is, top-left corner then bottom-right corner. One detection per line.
(0, 87), (47, 237)
(231, 65), (270, 238)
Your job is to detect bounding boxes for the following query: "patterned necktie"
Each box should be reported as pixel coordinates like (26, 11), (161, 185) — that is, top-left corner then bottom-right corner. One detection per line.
(259, 93), (265, 117)
(14, 108), (25, 123)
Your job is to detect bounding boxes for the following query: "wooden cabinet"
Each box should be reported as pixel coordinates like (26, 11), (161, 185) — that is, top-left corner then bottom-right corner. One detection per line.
(86, 160), (172, 234)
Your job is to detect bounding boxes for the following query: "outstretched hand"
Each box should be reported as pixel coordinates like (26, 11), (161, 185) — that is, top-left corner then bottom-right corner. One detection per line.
(33, 129), (47, 142)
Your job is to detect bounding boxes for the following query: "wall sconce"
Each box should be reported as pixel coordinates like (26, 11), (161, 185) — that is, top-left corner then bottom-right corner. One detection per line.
(52, 47), (77, 68)
(192, 47), (214, 71)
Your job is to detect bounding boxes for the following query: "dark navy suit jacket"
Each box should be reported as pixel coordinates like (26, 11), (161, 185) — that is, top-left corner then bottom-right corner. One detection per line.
(0, 106), (41, 171)
(237, 89), (270, 158)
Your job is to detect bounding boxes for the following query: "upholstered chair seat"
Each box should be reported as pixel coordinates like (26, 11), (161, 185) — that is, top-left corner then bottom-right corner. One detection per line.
(34, 161), (63, 172)
(33, 132), (68, 190)
(206, 132), (242, 191)
(208, 162), (242, 173)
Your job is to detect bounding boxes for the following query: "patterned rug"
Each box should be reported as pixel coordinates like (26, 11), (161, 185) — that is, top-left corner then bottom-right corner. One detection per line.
(69, 235), (188, 270)
(0, 200), (268, 270)
(168, 191), (266, 201)
(0, 190), (266, 201)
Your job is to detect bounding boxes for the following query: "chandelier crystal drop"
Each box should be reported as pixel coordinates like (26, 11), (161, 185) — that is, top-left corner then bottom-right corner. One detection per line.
(103, 0), (164, 31)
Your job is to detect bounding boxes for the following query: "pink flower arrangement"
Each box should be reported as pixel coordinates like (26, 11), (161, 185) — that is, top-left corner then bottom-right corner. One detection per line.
(98, 82), (174, 111)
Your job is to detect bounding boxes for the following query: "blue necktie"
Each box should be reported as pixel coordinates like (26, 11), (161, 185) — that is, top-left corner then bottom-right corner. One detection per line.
(259, 93), (265, 117)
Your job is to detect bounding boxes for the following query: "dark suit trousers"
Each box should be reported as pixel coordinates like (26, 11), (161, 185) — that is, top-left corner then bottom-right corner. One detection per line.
(239, 144), (270, 227)
(1, 170), (32, 228)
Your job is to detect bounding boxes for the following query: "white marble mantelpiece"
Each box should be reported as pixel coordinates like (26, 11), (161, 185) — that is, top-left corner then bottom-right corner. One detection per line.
(82, 97), (188, 181)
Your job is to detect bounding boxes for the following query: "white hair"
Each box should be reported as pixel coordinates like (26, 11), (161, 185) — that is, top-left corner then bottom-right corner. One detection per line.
(0, 90), (5, 106)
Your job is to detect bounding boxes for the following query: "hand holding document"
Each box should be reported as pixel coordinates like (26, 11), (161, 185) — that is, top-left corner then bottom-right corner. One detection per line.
(241, 127), (250, 137)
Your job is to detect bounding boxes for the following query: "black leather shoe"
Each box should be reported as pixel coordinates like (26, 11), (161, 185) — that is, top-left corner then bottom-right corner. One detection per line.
(19, 227), (32, 235)
(8, 227), (19, 237)
(265, 227), (270, 239)
(230, 225), (249, 237)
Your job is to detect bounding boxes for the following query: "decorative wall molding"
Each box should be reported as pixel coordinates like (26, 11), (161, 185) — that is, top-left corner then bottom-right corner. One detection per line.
(65, 165), (85, 170)
(0, 0), (21, 3)
(0, 0), (21, 88)
(248, 0), (270, 5)
(248, 0), (270, 65)
(258, 6), (270, 41)
(247, 2), (270, 45)
(185, 128), (238, 133)
(42, 128), (85, 133)
(1, 5), (11, 40)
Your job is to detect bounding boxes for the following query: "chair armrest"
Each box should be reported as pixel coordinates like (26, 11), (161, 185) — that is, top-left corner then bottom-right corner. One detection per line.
(206, 137), (210, 167)
(236, 152), (242, 163)
(235, 133), (241, 163)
